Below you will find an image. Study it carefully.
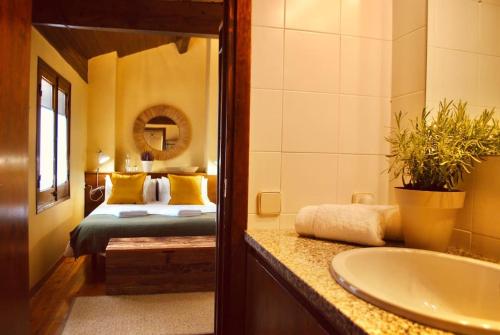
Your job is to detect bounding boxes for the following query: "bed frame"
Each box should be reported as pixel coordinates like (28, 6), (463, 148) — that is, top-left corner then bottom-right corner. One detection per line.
(84, 171), (218, 217)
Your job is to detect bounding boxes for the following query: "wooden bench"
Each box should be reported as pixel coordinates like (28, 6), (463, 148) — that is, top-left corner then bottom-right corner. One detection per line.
(105, 236), (216, 295)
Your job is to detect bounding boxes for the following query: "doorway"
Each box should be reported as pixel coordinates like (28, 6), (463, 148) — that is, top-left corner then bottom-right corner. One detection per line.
(0, 0), (250, 334)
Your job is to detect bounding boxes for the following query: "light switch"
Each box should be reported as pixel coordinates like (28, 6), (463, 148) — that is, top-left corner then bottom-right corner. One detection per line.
(257, 192), (281, 216)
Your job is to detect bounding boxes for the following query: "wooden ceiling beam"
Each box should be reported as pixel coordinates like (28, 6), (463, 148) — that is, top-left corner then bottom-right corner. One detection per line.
(32, 0), (223, 37)
(175, 37), (191, 54)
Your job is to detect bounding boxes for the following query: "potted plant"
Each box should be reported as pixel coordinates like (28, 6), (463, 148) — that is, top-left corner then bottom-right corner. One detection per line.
(141, 151), (154, 173)
(386, 100), (499, 251)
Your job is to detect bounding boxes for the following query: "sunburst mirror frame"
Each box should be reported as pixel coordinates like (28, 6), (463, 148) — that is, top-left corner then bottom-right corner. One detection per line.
(133, 104), (191, 160)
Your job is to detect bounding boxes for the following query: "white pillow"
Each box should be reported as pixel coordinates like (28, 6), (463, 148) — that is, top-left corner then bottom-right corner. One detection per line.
(104, 175), (156, 203)
(201, 177), (212, 205)
(144, 177), (157, 203)
(158, 177), (171, 203)
(158, 176), (213, 204)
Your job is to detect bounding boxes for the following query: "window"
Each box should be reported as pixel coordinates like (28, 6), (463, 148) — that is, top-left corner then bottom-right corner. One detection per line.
(36, 58), (71, 212)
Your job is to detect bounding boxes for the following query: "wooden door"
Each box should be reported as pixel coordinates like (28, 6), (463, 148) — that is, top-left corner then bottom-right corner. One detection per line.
(215, 0), (252, 333)
(0, 1), (32, 334)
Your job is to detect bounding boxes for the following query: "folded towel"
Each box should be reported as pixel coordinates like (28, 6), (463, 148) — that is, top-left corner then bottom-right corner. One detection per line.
(118, 210), (149, 218)
(295, 204), (396, 246)
(354, 204), (402, 241)
(177, 209), (203, 217)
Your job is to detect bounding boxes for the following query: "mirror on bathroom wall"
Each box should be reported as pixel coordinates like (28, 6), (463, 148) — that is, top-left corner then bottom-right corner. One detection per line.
(424, 0), (500, 155)
(133, 104), (191, 160)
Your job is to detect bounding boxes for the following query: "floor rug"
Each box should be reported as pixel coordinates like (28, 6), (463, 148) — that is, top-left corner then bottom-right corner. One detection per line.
(62, 292), (214, 335)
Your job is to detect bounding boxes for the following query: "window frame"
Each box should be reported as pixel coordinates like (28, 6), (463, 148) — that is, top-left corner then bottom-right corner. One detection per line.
(35, 58), (71, 213)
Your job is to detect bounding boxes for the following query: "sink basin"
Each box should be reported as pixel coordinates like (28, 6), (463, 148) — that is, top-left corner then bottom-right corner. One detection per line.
(330, 247), (500, 335)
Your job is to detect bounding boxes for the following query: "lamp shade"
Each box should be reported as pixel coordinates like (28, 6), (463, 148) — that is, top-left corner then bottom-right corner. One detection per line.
(97, 150), (110, 166)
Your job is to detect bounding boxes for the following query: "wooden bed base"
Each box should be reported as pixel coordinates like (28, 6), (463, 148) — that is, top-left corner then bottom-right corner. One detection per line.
(105, 236), (216, 295)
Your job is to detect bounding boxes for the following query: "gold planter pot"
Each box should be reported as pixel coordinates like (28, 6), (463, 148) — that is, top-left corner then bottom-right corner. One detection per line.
(395, 188), (466, 252)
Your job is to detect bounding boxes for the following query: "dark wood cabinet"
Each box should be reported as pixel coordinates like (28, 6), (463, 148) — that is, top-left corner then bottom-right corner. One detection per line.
(245, 251), (336, 335)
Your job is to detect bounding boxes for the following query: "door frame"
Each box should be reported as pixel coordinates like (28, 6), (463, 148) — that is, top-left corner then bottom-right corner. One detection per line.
(12, 0), (252, 334)
(215, 0), (251, 333)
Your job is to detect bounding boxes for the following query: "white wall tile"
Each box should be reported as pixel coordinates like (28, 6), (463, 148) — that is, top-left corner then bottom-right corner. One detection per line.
(250, 89), (283, 152)
(393, 0), (427, 39)
(479, 55), (500, 108)
(426, 47), (478, 105)
(472, 234), (500, 261)
(340, 36), (392, 97)
(251, 26), (284, 89)
(281, 153), (338, 213)
(391, 91), (426, 129)
(247, 214), (280, 230)
(252, 0), (285, 28)
(282, 91), (339, 153)
(339, 95), (390, 155)
(284, 30), (340, 93)
(285, 0), (340, 34)
(337, 155), (389, 204)
(248, 152), (282, 214)
(450, 229), (472, 251)
(455, 173), (474, 231)
(479, 2), (500, 56)
(430, 0), (479, 52)
(471, 157), (500, 239)
(279, 214), (296, 230)
(392, 28), (427, 98)
(341, 0), (392, 40)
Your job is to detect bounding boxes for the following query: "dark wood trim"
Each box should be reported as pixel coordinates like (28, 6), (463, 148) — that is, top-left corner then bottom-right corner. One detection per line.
(215, 0), (251, 333)
(35, 58), (72, 214)
(0, 1), (32, 333)
(29, 256), (65, 297)
(246, 246), (343, 334)
(32, 0), (224, 37)
(175, 37), (191, 54)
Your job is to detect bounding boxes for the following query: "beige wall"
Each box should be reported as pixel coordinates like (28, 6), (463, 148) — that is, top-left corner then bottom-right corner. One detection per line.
(87, 52), (117, 172)
(87, 38), (217, 173)
(427, 0), (500, 260)
(205, 39), (219, 175)
(28, 28), (88, 288)
(249, 0), (393, 230)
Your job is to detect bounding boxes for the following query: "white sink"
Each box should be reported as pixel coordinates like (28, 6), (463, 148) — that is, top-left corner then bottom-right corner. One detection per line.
(330, 247), (500, 335)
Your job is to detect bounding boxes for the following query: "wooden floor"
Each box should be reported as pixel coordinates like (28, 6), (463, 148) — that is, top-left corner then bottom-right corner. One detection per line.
(30, 256), (105, 335)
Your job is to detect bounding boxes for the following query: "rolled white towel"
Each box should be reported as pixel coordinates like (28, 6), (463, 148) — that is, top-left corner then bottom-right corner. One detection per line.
(353, 204), (403, 241)
(118, 210), (149, 218)
(295, 204), (385, 246)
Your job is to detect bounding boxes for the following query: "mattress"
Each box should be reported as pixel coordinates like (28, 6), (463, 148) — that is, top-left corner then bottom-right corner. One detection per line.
(69, 202), (217, 257)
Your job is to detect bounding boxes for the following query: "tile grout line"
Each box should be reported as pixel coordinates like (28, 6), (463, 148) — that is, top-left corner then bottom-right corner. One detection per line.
(278, 0), (287, 231)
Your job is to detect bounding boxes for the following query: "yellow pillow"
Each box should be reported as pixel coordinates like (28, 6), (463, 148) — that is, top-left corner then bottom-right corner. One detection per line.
(107, 173), (147, 204)
(168, 175), (204, 205)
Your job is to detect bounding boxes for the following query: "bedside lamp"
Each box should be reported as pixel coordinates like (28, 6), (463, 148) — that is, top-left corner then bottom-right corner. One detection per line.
(89, 149), (110, 201)
(98, 150), (111, 166)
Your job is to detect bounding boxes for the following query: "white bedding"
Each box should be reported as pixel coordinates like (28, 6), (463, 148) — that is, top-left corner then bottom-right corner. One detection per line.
(90, 201), (217, 217)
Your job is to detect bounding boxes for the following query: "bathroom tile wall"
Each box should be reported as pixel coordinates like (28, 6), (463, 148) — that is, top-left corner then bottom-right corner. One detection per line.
(249, 0), (393, 230)
(390, 0), (428, 203)
(427, 0), (500, 260)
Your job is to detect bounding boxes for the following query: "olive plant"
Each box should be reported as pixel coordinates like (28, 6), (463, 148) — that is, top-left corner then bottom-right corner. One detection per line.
(386, 100), (500, 191)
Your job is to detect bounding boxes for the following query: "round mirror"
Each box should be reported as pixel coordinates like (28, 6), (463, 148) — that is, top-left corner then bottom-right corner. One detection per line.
(144, 116), (180, 151)
(133, 105), (191, 160)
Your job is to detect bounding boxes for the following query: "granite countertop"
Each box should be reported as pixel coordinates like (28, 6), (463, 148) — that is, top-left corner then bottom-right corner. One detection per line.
(245, 229), (456, 335)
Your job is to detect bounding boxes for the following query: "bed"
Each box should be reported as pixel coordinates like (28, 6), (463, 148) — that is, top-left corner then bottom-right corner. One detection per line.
(67, 202), (217, 257)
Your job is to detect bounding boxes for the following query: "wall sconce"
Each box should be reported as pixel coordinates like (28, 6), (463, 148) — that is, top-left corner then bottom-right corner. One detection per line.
(88, 149), (110, 201)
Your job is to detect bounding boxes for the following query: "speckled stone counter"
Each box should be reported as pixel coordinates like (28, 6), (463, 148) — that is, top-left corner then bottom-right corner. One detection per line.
(245, 229), (453, 335)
